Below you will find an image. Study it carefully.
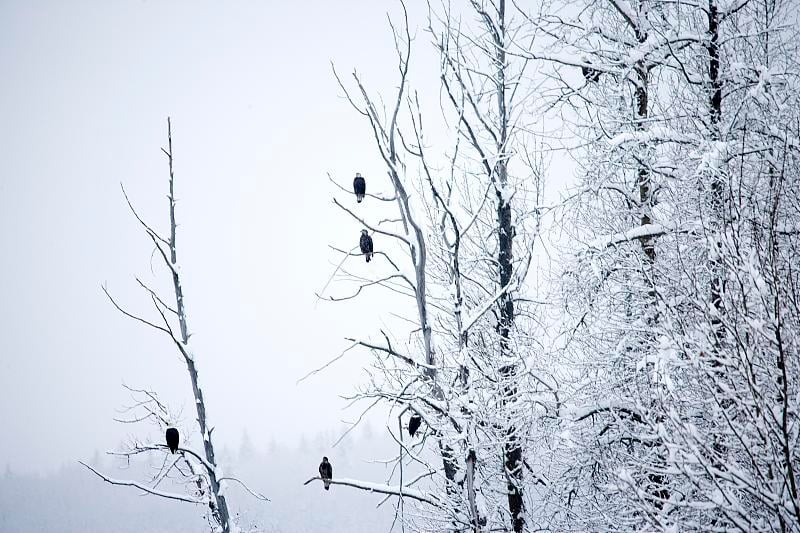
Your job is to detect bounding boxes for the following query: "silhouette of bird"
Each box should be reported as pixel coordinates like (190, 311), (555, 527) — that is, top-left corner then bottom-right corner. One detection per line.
(360, 230), (374, 262)
(353, 173), (366, 203)
(408, 415), (422, 437)
(165, 427), (179, 454)
(319, 457), (333, 490)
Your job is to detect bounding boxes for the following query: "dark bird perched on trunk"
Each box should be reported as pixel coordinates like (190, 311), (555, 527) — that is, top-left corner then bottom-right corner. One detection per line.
(353, 173), (366, 203)
(408, 414), (422, 437)
(319, 457), (333, 490)
(582, 63), (601, 82)
(165, 427), (179, 454)
(359, 230), (373, 262)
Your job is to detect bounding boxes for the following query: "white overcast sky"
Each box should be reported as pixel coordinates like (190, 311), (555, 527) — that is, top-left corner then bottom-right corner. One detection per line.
(0, 0), (453, 473)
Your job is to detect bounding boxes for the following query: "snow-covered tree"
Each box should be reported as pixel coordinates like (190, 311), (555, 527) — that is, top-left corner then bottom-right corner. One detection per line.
(313, 0), (800, 530)
(513, 0), (800, 529)
(312, 1), (546, 531)
(649, 0), (800, 528)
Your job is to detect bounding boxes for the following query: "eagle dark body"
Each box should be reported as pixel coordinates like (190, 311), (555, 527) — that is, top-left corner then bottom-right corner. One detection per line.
(165, 427), (180, 454)
(582, 64), (601, 82)
(319, 457), (333, 490)
(353, 174), (366, 203)
(360, 231), (373, 262)
(408, 415), (422, 437)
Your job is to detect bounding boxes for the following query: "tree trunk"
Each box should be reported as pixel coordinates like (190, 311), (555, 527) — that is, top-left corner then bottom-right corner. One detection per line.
(494, 2), (524, 531)
(165, 118), (232, 532)
(708, 0), (725, 348)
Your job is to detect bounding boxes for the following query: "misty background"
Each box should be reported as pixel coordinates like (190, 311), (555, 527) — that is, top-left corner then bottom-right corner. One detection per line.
(0, 0), (444, 530)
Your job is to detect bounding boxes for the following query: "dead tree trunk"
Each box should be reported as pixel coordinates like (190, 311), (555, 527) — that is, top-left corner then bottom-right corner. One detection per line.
(164, 118), (232, 531)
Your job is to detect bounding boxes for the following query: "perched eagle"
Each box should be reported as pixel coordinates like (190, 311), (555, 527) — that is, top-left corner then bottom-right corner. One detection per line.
(319, 457), (333, 490)
(360, 230), (374, 262)
(581, 63), (601, 83)
(408, 414), (422, 438)
(353, 173), (366, 203)
(165, 427), (180, 454)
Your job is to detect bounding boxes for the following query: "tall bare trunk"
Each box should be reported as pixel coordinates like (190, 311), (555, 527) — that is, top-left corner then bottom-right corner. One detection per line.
(165, 118), (232, 532)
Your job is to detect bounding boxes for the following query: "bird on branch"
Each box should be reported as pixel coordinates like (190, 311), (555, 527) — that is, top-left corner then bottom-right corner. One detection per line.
(165, 427), (179, 454)
(353, 173), (366, 203)
(319, 457), (333, 491)
(360, 230), (374, 262)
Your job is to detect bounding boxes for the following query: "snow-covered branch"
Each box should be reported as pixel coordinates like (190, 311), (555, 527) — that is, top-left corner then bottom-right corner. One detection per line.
(303, 476), (442, 507)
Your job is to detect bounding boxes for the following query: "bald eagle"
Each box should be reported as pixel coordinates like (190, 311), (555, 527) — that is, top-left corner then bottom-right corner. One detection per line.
(165, 427), (179, 454)
(582, 64), (601, 83)
(353, 173), (366, 203)
(319, 457), (333, 490)
(360, 230), (373, 262)
(408, 415), (422, 437)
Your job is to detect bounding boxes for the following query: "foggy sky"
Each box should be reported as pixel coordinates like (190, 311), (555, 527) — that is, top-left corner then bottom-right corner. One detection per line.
(0, 0), (441, 474)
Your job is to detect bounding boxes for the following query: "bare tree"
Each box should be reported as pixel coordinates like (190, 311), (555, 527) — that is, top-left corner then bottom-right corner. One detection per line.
(82, 118), (266, 533)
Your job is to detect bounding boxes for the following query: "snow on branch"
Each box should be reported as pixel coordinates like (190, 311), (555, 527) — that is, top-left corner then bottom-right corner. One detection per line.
(460, 279), (516, 337)
(606, 0), (638, 31)
(585, 221), (697, 251)
(608, 128), (692, 148)
(564, 401), (646, 425)
(303, 476), (441, 507)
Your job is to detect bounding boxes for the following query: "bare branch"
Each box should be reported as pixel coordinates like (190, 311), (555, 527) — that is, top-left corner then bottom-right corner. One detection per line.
(218, 477), (271, 502)
(333, 198), (412, 246)
(327, 172), (397, 202)
(80, 461), (204, 504)
(121, 184), (169, 247)
(297, 342), (359, 384)
(102, 284), (172, 336)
